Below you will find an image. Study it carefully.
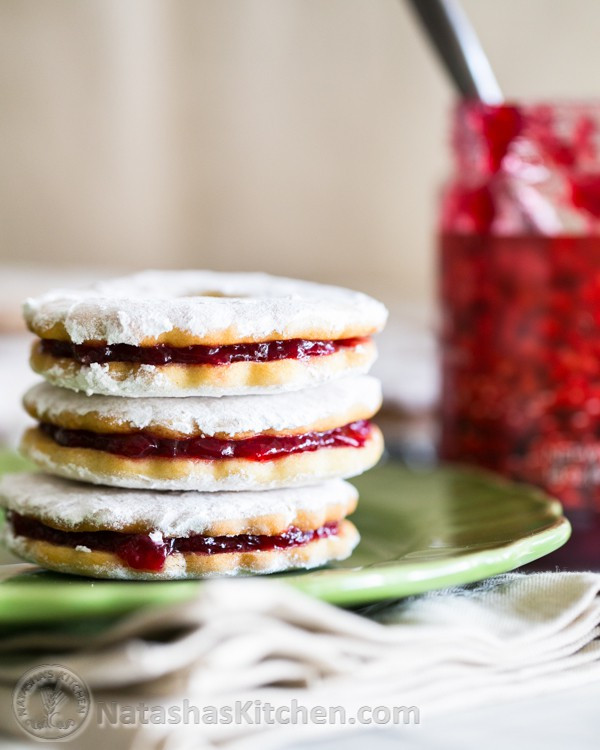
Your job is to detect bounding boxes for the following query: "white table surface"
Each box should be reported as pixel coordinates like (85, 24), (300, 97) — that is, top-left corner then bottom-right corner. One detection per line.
(3, 681), (599, 749)
(292, 680), (600, 749)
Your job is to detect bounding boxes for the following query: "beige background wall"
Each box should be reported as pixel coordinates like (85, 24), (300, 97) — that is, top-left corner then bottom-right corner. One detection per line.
(0, 0), (597, 306)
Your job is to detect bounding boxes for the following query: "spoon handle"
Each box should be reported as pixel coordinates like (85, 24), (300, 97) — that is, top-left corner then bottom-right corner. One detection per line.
(405, 0), (503, 103)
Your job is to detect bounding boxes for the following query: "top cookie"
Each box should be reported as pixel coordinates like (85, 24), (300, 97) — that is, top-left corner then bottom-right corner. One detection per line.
(25, 271), (388, 397)
(24, 270), (387, 346)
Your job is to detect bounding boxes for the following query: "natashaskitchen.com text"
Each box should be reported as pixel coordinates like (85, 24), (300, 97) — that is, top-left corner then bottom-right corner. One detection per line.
(97, 699), (420, 727)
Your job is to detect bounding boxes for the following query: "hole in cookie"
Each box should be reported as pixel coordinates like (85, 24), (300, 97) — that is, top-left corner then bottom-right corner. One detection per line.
(180, 291), (248, 298)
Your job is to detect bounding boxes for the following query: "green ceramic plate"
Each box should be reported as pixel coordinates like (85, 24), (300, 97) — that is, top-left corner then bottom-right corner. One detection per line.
(0, 453), (570, 622)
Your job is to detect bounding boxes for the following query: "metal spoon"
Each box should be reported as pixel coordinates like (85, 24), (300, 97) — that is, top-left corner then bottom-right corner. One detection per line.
(405, 0), (503, 103)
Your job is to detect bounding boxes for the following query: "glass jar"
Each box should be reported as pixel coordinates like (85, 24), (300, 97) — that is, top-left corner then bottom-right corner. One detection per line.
(440, 101), (600, 523)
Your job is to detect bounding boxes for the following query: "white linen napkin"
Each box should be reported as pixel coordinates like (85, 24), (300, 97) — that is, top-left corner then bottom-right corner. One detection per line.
(1, 572), (600, 749)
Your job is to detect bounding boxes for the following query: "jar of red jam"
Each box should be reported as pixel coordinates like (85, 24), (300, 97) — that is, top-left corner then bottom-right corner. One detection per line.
(440, 101), (600, 523)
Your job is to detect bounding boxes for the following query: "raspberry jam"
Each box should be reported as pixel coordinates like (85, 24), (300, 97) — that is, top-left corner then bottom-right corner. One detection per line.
(8, 512), (339, 572)
(440, 101), (600, 520)
(40, 420), (372, 461)
(39, 337), (367, 366)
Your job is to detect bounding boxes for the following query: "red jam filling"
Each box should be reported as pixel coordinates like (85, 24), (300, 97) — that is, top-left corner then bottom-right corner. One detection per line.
(8, 512), (339, 572)
(39, 337), (368, 366)
(40, 419), (372, 461)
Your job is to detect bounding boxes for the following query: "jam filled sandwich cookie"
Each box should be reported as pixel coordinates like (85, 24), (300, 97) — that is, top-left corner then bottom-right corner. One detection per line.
(0, 474), (360, 579)
(21, 377), (384, 490)
(25, 270), (388, 397)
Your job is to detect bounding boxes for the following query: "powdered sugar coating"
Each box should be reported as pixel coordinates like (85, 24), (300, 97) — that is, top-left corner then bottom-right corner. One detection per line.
(24, 376), (382, 436)
(23, 270), (388, 345)
(0, 473), (357, 536)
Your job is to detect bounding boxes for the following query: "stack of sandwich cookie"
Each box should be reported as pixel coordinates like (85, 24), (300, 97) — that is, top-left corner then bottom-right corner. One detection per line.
(1, 271), (387, 579)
